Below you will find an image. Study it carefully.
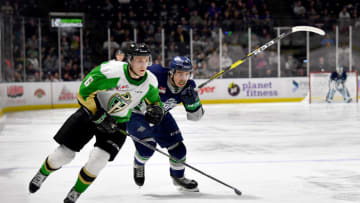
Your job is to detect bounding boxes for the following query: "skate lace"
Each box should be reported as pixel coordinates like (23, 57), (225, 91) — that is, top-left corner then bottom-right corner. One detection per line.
(135, 166), (144, 178)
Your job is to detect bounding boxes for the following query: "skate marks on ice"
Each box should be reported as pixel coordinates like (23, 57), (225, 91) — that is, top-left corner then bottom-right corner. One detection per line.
(298, 169), (360, 202)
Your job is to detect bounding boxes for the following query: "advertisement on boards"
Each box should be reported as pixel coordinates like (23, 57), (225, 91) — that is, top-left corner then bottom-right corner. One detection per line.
(52, 82), (80, 104)
(195, 78), (308, 100)
(30, 83), (51, 105)
(6, 83), (26, 106)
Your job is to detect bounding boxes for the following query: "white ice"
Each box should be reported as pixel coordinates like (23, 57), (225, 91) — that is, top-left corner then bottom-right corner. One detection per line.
(1, 103), (360, 203)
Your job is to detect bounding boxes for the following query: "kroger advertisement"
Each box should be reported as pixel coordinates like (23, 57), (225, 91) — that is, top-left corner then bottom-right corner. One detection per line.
(194, 78), (309, 100)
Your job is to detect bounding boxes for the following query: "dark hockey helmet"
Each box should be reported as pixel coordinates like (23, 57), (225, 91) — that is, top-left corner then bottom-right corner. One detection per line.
(169, 56), (193, 73)
(127, 42), (152, 65)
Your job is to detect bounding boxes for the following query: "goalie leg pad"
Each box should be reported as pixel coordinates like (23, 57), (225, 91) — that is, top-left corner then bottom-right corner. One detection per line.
(337, 87), (351, 100)
(326, 89), (336, 101)
(134, 137), (156, 165)
(48, 145), (76, 169)
(168, 142), (186, 178)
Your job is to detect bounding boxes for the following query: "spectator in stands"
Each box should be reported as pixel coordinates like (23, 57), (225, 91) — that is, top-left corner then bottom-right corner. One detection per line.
(1, 1), (13, 15)
(308, 8), (320, 25)
(166, 43), (179, 62)
(103, 36), (120, 51)
(284, 55), (298, 77)
(208, 2), (221, 18)
(339, 6), (351, 19)
(114, 49), (125, 61)
(4, 60), (14, 82)
(103, 0), (114, 12)
(293, 1), (306, 17)
(339, 6), (351, 30)
(43, 54), (57, 73)
(321, 34), (334, 47)
(254, 52), (268, 77)
(189, 10), (204, 27)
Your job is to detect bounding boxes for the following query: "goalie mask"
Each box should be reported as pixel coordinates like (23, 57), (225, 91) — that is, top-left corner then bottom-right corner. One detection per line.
(336, 66), (344, 74)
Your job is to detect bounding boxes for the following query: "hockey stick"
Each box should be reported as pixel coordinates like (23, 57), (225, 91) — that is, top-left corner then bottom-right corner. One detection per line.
(118, 128), (242, 196)
(197, 26), (325, 89)
(107, 105), (241, 195)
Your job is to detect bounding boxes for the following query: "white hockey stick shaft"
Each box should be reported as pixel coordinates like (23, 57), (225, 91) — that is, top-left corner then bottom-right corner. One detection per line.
(197, 26), (325, 89)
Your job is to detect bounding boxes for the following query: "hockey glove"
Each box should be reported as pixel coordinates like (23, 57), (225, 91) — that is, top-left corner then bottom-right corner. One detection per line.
(92, 108), (119, 134)
(144, 104), (164, 125)
(180, 85), (199, 105)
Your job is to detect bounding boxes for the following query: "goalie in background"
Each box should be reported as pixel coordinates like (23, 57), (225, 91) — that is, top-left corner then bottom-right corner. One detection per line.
(325, 66), (352, 103)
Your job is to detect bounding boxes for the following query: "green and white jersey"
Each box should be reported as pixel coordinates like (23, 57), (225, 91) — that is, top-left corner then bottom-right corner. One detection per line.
(78, 60), (161, 123)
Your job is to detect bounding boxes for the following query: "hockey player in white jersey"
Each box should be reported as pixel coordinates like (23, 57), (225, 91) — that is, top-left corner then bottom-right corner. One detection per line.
(28, 43), (164, 203)
(325, 66), (352, 103)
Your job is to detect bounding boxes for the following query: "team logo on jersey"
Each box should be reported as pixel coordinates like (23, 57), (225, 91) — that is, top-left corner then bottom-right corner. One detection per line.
(116, 84), (129, 91)
(159, 86), (166, 94)
(108, 92), (132, 113)
(163, 98), (178, 111)
(228, 82), (240, 96)
(34, 88), (46, 98)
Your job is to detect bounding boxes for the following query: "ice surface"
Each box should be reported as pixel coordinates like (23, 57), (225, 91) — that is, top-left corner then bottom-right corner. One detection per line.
(1, 103), (360, 203)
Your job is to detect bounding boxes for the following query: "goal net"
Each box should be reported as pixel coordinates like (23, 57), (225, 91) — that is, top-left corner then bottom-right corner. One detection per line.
(309, 71), (358, 103)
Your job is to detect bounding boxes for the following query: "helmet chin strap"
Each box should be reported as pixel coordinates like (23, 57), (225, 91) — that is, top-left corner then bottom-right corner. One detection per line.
(128, 64), (141, 78)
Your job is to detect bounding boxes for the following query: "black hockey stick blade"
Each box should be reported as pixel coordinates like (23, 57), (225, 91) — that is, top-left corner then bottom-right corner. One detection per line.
(235, 188), (242, 196)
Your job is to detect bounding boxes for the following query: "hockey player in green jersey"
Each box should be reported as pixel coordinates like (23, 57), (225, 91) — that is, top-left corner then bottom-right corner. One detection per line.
(28, 43), (164, 203)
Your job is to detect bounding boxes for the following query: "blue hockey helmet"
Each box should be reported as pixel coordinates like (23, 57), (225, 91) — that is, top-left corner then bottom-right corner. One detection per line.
(169, 56), (193, 73)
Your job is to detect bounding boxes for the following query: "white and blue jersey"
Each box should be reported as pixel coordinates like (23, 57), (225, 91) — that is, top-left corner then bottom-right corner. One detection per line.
(148, 64), (197, 112)
(127, 64), (203, 148)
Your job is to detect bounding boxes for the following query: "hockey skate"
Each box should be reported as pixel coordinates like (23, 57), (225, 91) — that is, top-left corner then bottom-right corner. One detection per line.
(172, 176), (199, 192)
(134, 162), (145, 186)
(64, 187), (81, 203)
(29, 170), (48, 193)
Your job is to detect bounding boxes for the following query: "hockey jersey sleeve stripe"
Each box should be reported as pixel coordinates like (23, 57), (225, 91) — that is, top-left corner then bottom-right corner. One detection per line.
(141, 84), (162, 106)
(183, 99), (201, 111)
(77, 92), (97, 115)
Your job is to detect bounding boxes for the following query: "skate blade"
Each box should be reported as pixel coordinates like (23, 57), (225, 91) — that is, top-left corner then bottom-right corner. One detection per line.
(175, 185), (200, 193)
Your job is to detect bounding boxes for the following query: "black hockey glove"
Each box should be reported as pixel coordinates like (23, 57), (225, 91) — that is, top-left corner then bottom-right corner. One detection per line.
(180, 85), (199, 105)
(144, 104), (164, 125)
(92, 108), (119, 134)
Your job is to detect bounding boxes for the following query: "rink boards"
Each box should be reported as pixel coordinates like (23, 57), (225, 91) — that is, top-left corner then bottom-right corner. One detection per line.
(0, 77), (357, 115)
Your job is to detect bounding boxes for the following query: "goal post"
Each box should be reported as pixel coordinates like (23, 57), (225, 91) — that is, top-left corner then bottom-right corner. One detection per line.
(309, 71), (358, 103)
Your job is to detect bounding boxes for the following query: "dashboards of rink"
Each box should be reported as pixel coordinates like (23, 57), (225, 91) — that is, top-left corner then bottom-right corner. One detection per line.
(1, 77), (360, 116)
